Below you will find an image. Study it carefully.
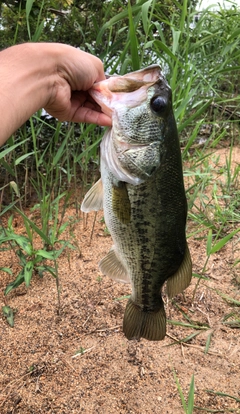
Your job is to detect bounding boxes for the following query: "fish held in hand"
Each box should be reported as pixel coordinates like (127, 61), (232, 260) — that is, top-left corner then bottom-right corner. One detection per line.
(81, 65), (192, 341)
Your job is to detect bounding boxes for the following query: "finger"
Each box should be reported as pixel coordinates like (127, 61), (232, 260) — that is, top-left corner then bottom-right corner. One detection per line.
(72, 107), (112, 126)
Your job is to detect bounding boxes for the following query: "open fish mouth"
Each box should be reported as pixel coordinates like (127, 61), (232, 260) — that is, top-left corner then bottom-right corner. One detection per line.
(89, 65), (166, 117)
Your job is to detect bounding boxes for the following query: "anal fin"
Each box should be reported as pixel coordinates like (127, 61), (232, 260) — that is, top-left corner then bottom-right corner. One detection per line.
(167, 243), (192, 298)
(99, 246), (130, 283)
(81, 179), (103, 212)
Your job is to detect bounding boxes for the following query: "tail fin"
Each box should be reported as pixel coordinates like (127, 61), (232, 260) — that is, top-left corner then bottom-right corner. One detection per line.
(123, 299), (166, 341)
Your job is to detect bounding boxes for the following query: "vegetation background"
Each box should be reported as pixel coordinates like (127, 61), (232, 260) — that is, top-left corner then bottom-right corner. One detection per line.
(0, 1), (239, 411)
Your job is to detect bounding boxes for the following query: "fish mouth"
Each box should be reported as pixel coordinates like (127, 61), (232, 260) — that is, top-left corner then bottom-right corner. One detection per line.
(89, 65), (165, 117)
(101, 65), (162, 91)
(102, 65), (162, 93)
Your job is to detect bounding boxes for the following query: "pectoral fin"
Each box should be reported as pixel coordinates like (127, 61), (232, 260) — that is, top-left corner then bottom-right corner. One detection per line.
(99, 246), (130, 283)
(81, 179), (103, 212)
(166, 244), (192, 298)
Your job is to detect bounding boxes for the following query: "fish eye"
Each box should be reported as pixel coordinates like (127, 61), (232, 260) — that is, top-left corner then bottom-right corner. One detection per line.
(150, 96), (167, 115)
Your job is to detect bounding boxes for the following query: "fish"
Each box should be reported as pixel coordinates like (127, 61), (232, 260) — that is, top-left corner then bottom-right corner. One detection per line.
(81, 65), (192, 341)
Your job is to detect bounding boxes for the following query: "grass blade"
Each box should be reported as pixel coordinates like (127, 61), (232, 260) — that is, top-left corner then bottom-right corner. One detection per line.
(204, 331), (213, 354)
(24, 260), (34, 287)
(206, 389), (240, 403)
(128, 0), (140, 70)
(210, 227), (240, 254)
(173, 369), (188, 412)
(187, 374), (195, 414)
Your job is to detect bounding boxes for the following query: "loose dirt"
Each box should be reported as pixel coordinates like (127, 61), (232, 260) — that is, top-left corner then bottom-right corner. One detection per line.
(0, 147), (239, 414)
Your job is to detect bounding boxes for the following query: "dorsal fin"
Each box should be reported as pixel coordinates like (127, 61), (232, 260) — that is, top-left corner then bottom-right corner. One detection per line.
(81, 179), (103, 212)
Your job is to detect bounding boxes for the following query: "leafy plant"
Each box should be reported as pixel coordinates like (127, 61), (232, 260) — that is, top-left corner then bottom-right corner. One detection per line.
(2, 305), (15, 327)
(0, 213), (75, 310)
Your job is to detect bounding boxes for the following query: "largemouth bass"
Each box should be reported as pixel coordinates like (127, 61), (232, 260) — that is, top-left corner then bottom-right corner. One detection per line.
(81, 65), (192, 341)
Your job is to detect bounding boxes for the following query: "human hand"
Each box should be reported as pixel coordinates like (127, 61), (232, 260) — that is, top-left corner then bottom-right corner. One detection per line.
(44, 44), (112, 126)
(0, 43), (111, 144)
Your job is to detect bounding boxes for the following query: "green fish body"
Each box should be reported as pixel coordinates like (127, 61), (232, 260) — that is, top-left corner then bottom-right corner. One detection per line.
(81, 66), (192, 341)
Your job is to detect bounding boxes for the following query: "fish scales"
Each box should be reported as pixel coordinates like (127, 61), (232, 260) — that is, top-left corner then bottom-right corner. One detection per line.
(81, 65), (192, 341)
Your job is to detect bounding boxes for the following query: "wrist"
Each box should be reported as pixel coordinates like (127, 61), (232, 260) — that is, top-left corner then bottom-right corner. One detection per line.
(0, 43), (59, 141)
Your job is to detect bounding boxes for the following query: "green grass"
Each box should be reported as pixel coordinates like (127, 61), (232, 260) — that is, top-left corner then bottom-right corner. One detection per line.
(173, 370), (195, 414)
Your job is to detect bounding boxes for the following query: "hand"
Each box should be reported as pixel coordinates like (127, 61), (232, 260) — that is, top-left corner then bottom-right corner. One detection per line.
(0, 43), (111, 144)
(44, 45), (112, 126)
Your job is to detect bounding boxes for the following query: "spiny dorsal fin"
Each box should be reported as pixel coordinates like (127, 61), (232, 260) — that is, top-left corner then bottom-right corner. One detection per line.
(166, 244), (192, 298)
(81, 179), (103, 213)
(99, 246), (130, 283)
(123, 299), (166, 341)
(112, 182), (131, 224)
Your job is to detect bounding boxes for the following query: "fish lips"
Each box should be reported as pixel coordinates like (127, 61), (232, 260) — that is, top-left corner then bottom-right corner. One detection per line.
(89, 65), (168, 117)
